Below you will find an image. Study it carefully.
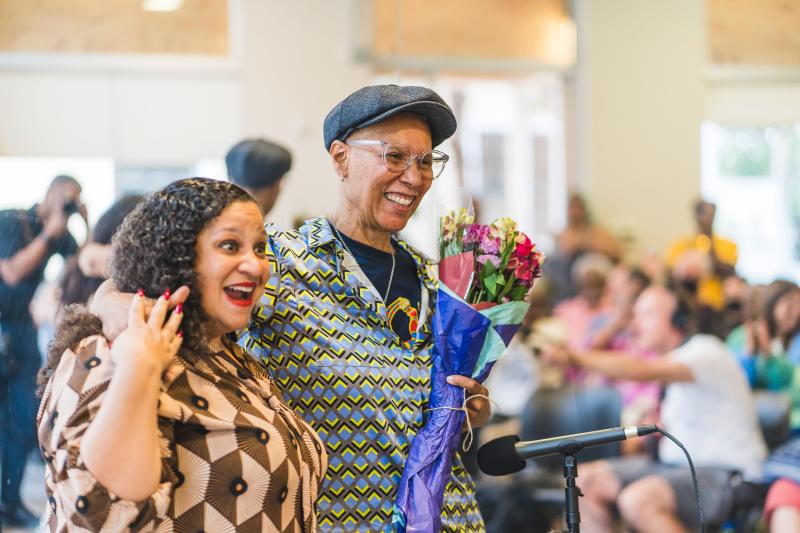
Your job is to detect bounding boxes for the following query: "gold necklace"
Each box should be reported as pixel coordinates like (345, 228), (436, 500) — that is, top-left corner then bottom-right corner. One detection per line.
(330, 220), (396, 303)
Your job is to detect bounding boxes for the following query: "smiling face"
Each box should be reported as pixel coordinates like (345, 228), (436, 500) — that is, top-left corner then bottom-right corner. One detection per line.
(337, 113), (434, 235)
(195, 200), (270, 338)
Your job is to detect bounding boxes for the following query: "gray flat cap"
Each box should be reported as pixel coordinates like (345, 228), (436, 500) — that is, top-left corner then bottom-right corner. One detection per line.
(323, 85), (457, 150)
(225, 139), (292, 189)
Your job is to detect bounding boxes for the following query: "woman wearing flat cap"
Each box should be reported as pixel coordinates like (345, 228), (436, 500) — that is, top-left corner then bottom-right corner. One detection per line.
(241, 84), (489, 531)
(94, 85), (488, 531)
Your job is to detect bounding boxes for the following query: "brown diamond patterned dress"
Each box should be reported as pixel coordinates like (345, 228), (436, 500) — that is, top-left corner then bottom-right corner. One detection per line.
(37, 334), (327, 532)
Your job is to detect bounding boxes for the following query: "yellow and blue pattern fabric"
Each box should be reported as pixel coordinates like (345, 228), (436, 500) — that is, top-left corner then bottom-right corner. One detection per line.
(240, 217), (484, 532)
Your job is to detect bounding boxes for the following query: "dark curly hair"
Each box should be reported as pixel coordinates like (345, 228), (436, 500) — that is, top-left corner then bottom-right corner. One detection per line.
(40, 178), (256, 391)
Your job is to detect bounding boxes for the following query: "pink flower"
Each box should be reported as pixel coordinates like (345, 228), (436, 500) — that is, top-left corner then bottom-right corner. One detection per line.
(477, 254), (501, 268)
(464, 224), (489, 245)
(479, 235), (500, 255)
(515, 263), (533, 282)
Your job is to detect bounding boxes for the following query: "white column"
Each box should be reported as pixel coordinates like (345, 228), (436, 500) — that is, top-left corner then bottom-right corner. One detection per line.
(572, 0), (705, 258)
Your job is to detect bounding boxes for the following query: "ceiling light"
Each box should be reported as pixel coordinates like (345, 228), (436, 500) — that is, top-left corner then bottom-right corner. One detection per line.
(142, 0), (183, 12)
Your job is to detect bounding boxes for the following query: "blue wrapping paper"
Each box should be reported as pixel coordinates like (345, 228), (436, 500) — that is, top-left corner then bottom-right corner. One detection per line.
(392, 285), (528, 532)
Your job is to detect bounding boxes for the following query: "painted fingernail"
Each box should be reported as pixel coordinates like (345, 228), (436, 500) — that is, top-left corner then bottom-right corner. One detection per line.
(175, 303), (183, 314)
(163, 289), (171, 300)
(137, 288), (144, 297)
(177, 330), (183, 338)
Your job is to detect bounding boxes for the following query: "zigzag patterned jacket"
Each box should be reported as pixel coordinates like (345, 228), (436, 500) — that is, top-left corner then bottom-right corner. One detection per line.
(240, 217), (484, 532)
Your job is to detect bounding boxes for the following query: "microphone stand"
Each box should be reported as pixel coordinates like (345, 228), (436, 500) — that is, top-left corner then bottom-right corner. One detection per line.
(562, 453), (581, 533)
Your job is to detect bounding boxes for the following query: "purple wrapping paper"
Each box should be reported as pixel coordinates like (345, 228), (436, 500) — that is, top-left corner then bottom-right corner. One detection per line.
(392, 287), (492, 532)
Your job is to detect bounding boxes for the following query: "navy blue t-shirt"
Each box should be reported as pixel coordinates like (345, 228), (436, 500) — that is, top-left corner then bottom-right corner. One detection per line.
(337, 231), (422, 347)
(0, 206), (78, 322)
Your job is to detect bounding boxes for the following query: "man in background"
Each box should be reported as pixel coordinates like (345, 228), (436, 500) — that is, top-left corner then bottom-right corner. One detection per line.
(0, 175), (84, 528)
(667, 199), (737, 310)
(225, 138), (292, 216)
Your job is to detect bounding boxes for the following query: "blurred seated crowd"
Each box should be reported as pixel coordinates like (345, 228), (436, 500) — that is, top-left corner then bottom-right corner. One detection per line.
(1, 167), (799, 532)
(476, 193), (800, 532)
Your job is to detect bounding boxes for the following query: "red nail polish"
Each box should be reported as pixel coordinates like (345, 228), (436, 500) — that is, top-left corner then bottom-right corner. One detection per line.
(136, 289), (144, 297)
(175, 303), (183, 314)
(177, 330), (183, 338)
(163, 289), (171, 300)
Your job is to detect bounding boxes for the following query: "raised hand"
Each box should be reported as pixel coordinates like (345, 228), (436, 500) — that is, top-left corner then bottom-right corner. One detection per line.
(110, 290), (184, 372)
(92, 281), (189, 342)
(43, 208), (68, 240)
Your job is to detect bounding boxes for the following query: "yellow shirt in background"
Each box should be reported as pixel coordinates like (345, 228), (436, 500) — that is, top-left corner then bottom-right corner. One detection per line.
(666, 234), (738, 309)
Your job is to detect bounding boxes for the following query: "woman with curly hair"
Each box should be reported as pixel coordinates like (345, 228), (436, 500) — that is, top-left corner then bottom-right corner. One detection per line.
(37, 178), (326, 532)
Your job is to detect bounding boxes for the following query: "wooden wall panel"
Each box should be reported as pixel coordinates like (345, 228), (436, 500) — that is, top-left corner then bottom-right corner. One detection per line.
(708, 0), (800, 65)
(370, 0), (573, 64)
(0, 0), (228, 55)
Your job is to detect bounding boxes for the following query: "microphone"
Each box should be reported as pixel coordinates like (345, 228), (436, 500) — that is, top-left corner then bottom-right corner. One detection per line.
(478, 425), (658, 476)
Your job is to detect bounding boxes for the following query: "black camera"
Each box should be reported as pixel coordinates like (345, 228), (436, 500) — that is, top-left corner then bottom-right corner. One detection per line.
(62, 200), (79, 216)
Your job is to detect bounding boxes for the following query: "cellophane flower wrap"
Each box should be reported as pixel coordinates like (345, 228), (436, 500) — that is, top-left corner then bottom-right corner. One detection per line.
(392, 208), (544, 532)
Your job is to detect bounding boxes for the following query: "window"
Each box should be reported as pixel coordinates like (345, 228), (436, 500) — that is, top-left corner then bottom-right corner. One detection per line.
(701, 123), (800, 282)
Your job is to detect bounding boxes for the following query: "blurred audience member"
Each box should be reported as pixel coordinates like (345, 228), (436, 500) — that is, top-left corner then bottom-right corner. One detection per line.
(722, 275), (749, 333)
(0, 175), (85, 528)
(759, 281), (800, 529)
(726, 283), (766, 386)
(225, 138), (292, 216)
(588, 266), (649, 351)
(547, 193), (623, 304)
(638, 248), (668, 287)
(586, 266), (660, 430)
(762, 280), (800, 365)
(737, 280), (800, 430)
(553, 252), (613, 356)
(60, 195), (142, 308)
(557, 192), (624, 262)
(544, 285), (766, 532)
(667, 200), (737, 310)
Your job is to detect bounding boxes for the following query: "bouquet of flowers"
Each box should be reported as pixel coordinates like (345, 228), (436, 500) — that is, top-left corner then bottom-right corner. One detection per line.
(393, 206), (544, 532)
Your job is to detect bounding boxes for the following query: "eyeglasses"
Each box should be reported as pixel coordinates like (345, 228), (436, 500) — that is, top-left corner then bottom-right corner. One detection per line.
(346, 140), (450, 180)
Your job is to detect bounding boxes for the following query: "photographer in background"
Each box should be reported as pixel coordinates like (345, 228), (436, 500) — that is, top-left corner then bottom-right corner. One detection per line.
(0, 174), (84, 528)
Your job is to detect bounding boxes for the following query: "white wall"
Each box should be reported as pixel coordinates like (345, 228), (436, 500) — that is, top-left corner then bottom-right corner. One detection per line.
(574, 0), (705, 258)
(705, 76), (800, 125)
(0, 70), (241, 165)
